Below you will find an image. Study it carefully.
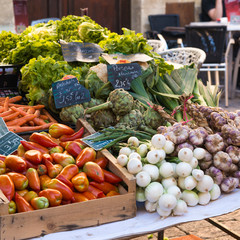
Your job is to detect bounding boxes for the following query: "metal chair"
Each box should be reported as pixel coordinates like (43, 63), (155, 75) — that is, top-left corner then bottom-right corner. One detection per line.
(185, 25), (235, 107)
(158, 47), (206, 70)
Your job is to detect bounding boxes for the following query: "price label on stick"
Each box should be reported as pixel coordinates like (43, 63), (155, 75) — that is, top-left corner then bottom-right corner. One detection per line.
(52, 78), (91, 109)
(107, 63), (142, 90)
(0, 117), (24, 155)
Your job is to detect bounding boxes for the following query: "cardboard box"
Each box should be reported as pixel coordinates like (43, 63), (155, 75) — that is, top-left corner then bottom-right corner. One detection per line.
(0, 119), (136, 240)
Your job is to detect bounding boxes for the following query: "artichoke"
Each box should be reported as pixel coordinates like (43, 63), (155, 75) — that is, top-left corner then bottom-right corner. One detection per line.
(82, 98), (105, 108)
(115, 109), (143, 130)
(90, 109), (117, 130)
(85, 88), (134, 116)
(59, 104), (84, 123)
(132, 99), (146, 114)
(143, 107), (164, 130)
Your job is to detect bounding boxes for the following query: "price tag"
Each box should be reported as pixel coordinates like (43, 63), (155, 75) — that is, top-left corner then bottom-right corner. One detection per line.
(0, 117), (24, 155)
(107, 63), (142, 90)
(81, 130), (114, 151)
(60, 40), (103, 62)
(52, 78), (91, 109)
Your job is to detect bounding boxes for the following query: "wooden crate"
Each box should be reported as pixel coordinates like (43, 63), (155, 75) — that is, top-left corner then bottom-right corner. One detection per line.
(0, 119), (136, 240)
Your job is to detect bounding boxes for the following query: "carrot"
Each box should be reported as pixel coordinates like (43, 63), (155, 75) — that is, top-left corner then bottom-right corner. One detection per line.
(0, 107), (4, 113)
(6, 114), (36, 126)
(42, 109), (57, 123)
(3, 97), (9, 112)
(27, 107), (35, 126)
(2, 112), (20, 122)
(39, 115), (49, 120)
(0, 96), (22, 104)
(0, 109), (14, 117)
(8, 123), (53, 133)
(8, 104), (45, 109)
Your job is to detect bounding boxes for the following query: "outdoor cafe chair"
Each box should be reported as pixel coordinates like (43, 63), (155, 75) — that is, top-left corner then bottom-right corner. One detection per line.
(147, 34), (168, 54)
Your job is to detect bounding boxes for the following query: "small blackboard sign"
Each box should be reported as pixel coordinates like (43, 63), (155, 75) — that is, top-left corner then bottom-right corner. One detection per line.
(107, 63), (142, 90)
(81, 129), (114, 151)
(60, 40), (103, 62)
(52, 78), (91, 109)
(0, 117), (24, 155)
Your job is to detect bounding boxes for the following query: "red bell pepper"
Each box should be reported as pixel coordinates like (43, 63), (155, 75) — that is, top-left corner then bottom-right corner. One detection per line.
(94, 157), (109, 169)
(23, 191), (38, 203)
(8, 200), (16, 214)
(39, 189), (62, 207)
(82, 191), (97, 200)
(39, 175), (51, 190)
(42, 153), (53, 163)
(30, 196), (49, 210)
(24, 149), (42, 165)
(45, 178), (74, 202)
(26, 168), (41, 192)
(7, 172), (28, 191)
(102, 169), (122, 184)
(59, 127), (84, 142)
(21, 140), (49, 154)
(55, 174), (74, 191)
(49, 146), (64, 154)
(83, 161), (104, 183)
(45, 160), (62, 178)
(87, 185), (105, 198)
(49, 123), (75, 138)
(51, 153), (75, 167)
(56, 164), (79, 181)
(64, 141), (84, 157)
(90, 181), (119, 195)
(16, 189), (28, 197)
(71, 172), (89, 192)
(15, 192), (34, 212)
(29, 132), (59, 148)
(75, 147), (96, 168)
(37, 164), (48, 176)
(0, 160), (6, 174)
(25, 159), (38, 170)
(4, 155), (27, 173)
(0, 174), (15, 201)
(72, 192), (89, 202)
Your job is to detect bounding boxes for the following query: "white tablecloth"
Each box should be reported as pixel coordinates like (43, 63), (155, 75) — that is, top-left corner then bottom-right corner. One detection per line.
(33, 189), (240, 240)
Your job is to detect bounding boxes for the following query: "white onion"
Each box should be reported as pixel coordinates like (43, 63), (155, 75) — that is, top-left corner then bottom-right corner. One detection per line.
(146, 150), (160, 164)
(145, 200), (158, 213)
(137, 144), (148, 157)
(181, 190), (199, 206)
(161, 177), (177, 189)
(175, 162), (192, 177)
(196, 175), (214, 193)
(184, 176), (197, 190)
(119, 147), (132, 156)
(158, 193), (177, 211)
(127, 158), (142, 174)
(151, 134), (166, 149)
(178, 148), (193, 162)
(193, 147), (206, 160)
(129, 152), (141, 160)
(173, 199), (188, 216)
(198, 192), (211, 205)
(136, 187), (146, 202)
(136, 171), (151, 187)
(117, 154), (128, 167)
(142, 164), (159, 181)
(127, 136), (139, 147)
(156, 205), (172, 218)
(177, 177), (186, 190)
(159, 162), (174, 178)
(156, 149), (166, 161)
(163, 140), (175, 154)
(210, 183), (221, 200)
(192, 169), (204, 181)
(167, 185), (182, 199)
(145, 182), (164, 202)
(189, 157), (198, 169)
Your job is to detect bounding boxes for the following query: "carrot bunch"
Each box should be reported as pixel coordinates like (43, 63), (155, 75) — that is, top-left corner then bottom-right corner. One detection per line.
(0, 96), (58, 133)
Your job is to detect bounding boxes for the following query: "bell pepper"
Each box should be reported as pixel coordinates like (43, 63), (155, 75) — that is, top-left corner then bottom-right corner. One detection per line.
(102, 169), (122, 184)
(29, 132), (59, 148)
(25, 159), (38, 170)
(55, 174), (74, 190)
(37, 164), (48, 176)
(87, 185), (105, 198)
(61, 199), (71, 205)
(49, 123), (75, 138)
(0, 160), (6, 174)
(8, 200), (16, 214)
(72, 192), (89, 202)
(39, 175), (51, 189)
(15, 192), (34, 212)
(23, 191), (38, 203)
(20, 140), (49, 154)
(39, 132), (60, 145)
(0, 175), (15, 201)
(24, 150), (42, 165)
(42, 153), (53, 163)
(94, 157), (109, 169)
(106, 191), (120, 197)
(7, 172), (28, 190)
(26, 168), (41, 192)
(4, 155), (27, 173)
(59, 127), (84, 142)
(71, 172), (89, 192)
(82, 191), (97, 200)
(16, 189), (28, 197)
(17, 144), (25, 157)
(75, 147), (96, 168)
(56, 164), (79, 181)
(0, 154), (6, 161)
(83, 161), (104, 183)
(30, 196), (49, 210)
(64, 141), (84, 157)
(39, 189), (62, 207)
(90, 181), (119, 194)
(49, 146), (64, 154)
(45, 178), (74, 201)
(45, 160), (62, 178)
(51, 153), (75, 167)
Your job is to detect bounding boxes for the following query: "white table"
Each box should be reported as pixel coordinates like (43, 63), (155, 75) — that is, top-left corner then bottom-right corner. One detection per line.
(32, 190), (240, 240)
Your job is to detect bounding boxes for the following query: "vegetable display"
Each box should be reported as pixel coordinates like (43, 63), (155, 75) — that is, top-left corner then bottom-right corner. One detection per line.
(0, 123), (122, 214)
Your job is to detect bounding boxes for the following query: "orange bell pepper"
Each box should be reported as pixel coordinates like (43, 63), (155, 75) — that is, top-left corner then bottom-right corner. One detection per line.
(23, 191), (38, 203)
(94, 157), (109, 169)
(89, 181), (119, 194)
(4, 155), (27, 173)
(102, 169), (122, 184)
(29, 132), (59, 148)
(37, 164), (48, 176)
(82, 191), (97, 200)
(15, 192), (34, 212)
(49, 123), (75, 138)
(7, 172), (28, 190)
(71, 172), (89, 192)
(49, 146), (64, 154)
(39, 189), (62, 207)
(0, 160), (6, 174)
(72, 192), (89, 202)
(51, 153), (75, 167)
(39, 175), (52, 190)
(26, 168), (41, 192)
(24, 149), (42, 165)
(64, 141), (84, 157)
(20, 140), (49, 154)
(83, 161), (104, 183)
(0, 174), (15, 201)
(30, 196), (49, 210)
(87, 185), (105, 198)
(45, 160), (62, 178)
(75, 147), (96, 168)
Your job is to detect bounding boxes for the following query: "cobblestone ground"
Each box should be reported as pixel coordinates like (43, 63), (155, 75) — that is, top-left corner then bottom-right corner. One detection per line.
(129, 96), (240, 240)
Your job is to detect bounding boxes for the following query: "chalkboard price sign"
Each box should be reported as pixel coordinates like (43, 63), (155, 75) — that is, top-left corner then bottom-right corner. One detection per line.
(0, 117), (24, 155)
(107, 63), (142, 90)
(52, 78), (91, 109)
